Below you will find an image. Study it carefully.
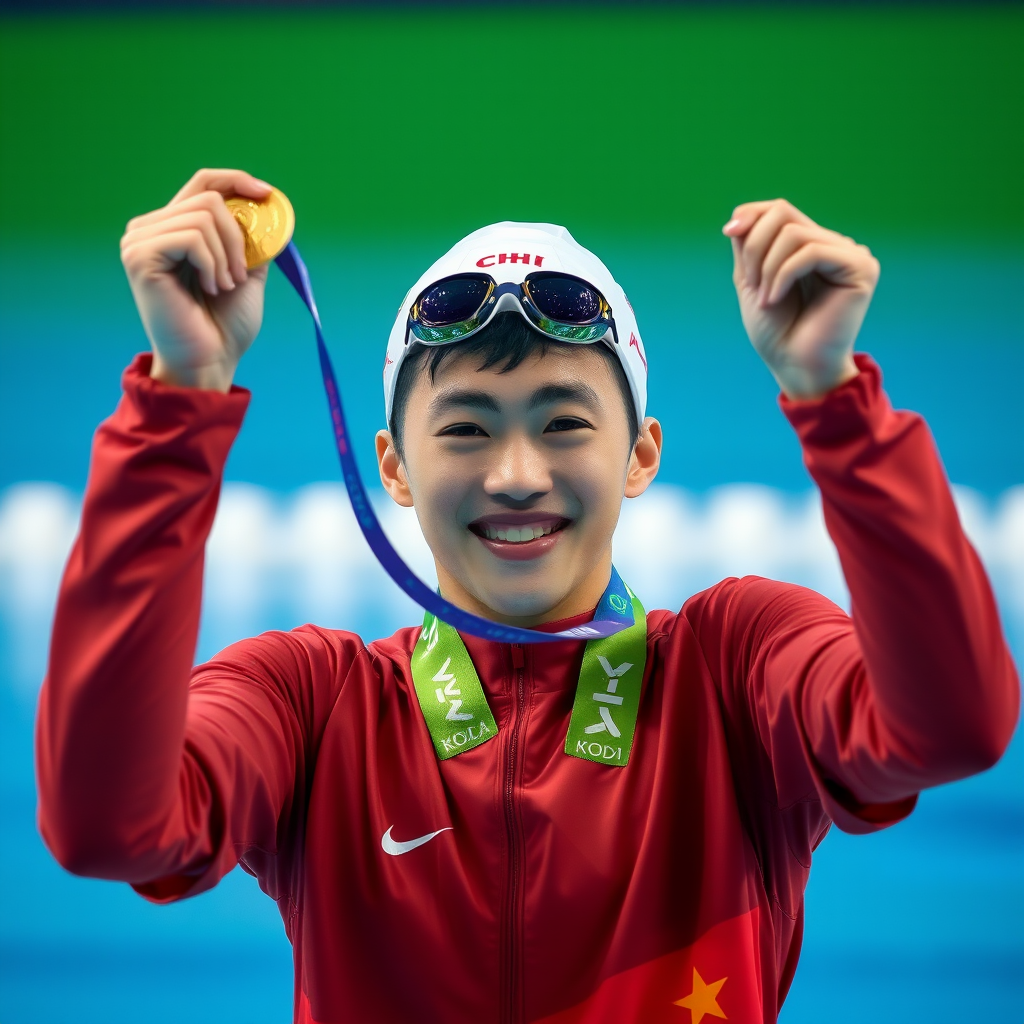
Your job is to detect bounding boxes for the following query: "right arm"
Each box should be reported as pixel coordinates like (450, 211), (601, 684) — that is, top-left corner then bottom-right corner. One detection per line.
(36, 170), (350, 894)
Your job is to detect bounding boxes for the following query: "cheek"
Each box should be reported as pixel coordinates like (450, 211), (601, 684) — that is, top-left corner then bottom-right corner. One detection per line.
(405, 454), (474, 540)
(561, 450), (628, 524)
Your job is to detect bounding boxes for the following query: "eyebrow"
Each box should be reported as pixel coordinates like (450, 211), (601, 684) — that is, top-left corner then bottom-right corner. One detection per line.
(527, 382), (601, 411)
(428, 381), (602, 419)
(428, 388), (502, 417)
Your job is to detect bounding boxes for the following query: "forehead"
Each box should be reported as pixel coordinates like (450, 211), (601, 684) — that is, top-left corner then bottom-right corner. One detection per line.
(411, 344), (622, 408)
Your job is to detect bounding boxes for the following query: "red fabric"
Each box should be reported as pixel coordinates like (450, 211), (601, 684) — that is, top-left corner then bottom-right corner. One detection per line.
(37, 352), (1019, 1024)
(534, 909), (764, 1024)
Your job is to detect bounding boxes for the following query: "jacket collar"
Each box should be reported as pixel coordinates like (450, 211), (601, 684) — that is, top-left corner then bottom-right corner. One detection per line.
(460, 608), (595, 700)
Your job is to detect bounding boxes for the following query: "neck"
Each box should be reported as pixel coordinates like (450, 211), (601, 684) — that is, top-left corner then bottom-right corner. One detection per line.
(434, 551), (614, 628)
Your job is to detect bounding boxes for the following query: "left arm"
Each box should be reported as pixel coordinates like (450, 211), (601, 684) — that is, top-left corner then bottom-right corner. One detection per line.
(717, 199), (1020, 812)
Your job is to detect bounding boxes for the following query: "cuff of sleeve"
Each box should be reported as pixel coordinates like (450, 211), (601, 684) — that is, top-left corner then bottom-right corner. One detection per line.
(121, 352), (251, 429)
(97, 354), (252, 487)
(779, 353), (889, 448)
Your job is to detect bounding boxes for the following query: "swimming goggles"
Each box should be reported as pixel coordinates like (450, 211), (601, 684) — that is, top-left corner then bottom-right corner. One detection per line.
(408, 272), (619, 347)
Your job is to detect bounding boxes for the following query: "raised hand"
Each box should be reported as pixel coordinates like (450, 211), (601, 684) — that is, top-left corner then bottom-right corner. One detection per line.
(120, 168), (274, 392)
(723, 199), (880, 400)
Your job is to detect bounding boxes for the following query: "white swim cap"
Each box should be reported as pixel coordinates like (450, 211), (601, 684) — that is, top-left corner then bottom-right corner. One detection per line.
(383, 222), (648, 427)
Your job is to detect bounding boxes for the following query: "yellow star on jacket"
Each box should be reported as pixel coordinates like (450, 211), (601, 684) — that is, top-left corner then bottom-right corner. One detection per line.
(674, 968), (728, 1024)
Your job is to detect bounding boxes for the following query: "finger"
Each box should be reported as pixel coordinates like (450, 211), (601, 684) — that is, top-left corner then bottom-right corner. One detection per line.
(759, 224), (854, 305)
(722, 200), (775, 237)
(766, 242), (864, 306)
(739, 200), (817, 291)
(123, 228), (220, 296)
(180, 191), (249, 284)
(124, 209), (235, 292)
(170, 168), (272, 206)
(729, 235), (746, 292)
(128, 192), (247, 284)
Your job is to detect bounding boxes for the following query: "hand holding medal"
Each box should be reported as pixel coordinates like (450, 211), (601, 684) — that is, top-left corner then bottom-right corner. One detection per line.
(119, 170), (281, 393)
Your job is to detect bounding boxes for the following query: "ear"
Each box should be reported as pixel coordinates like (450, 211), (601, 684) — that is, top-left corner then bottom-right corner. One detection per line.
(624, 417), (662, 499)
(376, 430), (414, 508)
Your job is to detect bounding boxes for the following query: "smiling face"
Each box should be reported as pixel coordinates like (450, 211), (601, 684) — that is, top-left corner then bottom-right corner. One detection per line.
(376, 342), (662, 626)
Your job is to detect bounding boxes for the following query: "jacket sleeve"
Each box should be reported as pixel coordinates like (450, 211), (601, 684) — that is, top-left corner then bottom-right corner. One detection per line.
(36, 354), (359, 901)
(684, 354), (1019, 835)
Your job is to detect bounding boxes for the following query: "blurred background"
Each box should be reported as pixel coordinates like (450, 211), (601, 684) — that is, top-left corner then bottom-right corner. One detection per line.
(0, 3), (1021, 1021)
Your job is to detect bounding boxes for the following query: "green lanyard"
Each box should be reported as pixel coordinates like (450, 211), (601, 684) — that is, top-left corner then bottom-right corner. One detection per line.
(410, 576), (647, 767)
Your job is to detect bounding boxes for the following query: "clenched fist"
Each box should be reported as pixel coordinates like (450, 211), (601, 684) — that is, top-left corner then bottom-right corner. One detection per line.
(724, 199), (880, 400)
(120, 168), (274, 392)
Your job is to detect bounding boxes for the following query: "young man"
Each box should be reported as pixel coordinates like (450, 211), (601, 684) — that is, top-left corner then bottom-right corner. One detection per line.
(38, 168), (1018, 1024)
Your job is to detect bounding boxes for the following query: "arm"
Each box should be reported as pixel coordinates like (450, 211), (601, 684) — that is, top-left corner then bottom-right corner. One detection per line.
(37, 356), (356, 894)
(784, 355), (1017, 795)
(699, 200), (1019, 830)
(36, 169), (352, 894)
(687, 358), (1018, 833)
(38, 357), (238, 879)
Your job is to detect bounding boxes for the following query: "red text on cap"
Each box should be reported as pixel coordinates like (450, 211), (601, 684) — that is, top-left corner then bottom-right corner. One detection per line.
(476, 253), (546, 268)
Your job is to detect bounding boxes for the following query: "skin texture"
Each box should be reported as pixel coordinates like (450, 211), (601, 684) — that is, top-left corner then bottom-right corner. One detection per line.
(375, 347), (663, 624)
(121, 173), (880, 623)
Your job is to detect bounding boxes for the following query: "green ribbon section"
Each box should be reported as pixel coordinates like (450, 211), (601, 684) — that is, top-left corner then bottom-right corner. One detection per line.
(411, 613), (499, 759)
(563, 591), (647, 767)
(410, 584), (648, 767)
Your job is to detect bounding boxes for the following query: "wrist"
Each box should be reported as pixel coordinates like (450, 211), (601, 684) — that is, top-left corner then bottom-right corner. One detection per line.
(771, 353), (859, 401)
(150, 352), (237, 393)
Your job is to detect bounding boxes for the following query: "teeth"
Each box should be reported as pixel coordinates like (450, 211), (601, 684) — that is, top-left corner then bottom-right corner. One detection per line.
(482, 523), (557, 543)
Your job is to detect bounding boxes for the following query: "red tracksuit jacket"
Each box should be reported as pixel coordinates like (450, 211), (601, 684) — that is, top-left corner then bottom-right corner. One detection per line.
(36, 353), (1018, 1023)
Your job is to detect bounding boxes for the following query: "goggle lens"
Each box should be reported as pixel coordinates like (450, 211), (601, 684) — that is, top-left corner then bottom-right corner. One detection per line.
(417, 275), (491, 326)
(526, 274), (603, 323)
(409, 272), (612, 347)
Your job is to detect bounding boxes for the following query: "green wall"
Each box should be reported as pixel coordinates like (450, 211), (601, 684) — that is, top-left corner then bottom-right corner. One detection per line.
(1, 6), (1021, 248)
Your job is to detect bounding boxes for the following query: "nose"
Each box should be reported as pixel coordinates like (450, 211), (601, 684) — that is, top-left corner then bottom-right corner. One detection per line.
(483, 432), (552, 505)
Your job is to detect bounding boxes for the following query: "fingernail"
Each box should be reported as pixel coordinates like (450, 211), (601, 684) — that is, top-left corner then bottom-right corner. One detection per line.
(252, 178), (273, 191)
(722, 218), (741, 234)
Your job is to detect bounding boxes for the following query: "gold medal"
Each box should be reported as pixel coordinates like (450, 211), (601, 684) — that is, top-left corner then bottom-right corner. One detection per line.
(225, 187), (295, 268)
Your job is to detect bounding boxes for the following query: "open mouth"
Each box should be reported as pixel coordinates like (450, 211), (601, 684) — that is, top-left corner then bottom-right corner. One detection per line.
(468, 513), (572, 560)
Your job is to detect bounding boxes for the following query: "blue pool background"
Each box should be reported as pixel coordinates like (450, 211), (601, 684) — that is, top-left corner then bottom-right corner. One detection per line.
(1, 235), (1022, 1022)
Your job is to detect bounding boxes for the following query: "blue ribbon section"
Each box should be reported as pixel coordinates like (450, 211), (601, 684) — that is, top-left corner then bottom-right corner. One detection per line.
(274, 241), (632, 643)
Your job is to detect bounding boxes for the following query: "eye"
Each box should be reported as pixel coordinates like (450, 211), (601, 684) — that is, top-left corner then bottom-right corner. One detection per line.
(545, 416), (592, 433)
(438, 422), (490, 438)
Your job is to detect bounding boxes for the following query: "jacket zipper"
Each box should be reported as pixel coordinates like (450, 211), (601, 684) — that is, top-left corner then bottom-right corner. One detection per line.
(501, 643), (526, 1024)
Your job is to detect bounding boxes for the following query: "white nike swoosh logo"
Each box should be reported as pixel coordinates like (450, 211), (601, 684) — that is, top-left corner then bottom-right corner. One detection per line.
(380, 824), (453, 857)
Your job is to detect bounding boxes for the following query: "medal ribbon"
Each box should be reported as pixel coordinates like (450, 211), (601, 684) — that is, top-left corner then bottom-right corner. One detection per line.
(274, 242), (636, 645)
(410, 568), (648, 765)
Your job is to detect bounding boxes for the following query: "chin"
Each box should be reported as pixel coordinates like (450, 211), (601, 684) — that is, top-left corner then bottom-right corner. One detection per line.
(456, 567), (571, 624)
(478, 584), (566, 622)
